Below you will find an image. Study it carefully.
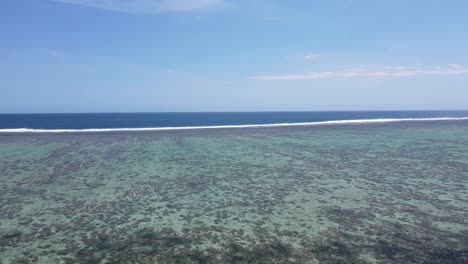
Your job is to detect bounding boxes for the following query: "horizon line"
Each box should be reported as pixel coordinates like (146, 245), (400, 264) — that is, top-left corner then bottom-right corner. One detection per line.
(1, 109), (468, 115)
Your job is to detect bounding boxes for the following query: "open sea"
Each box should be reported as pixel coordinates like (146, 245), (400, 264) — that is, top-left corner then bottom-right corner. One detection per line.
(1, 111), (468, 132)
(1, 111), (468, 263)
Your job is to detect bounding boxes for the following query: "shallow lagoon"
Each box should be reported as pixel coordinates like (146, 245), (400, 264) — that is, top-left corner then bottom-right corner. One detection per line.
(1, 121), (468, 263)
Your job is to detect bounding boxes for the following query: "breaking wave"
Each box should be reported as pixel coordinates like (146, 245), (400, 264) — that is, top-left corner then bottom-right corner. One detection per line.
(1, 117), (467, 133)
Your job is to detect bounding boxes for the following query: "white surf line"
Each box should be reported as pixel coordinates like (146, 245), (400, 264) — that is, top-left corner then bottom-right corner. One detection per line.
(1, 117), (468, 133)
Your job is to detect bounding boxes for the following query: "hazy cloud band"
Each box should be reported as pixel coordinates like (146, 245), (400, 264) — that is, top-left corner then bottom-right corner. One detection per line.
(52, 0), (227, 13)
(252, 65), (468, 80)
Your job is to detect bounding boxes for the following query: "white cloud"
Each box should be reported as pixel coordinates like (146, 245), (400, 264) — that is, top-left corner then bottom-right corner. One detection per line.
(252, 64), (468, 80)
(52, 0), (227, 13)
(287, 53), (323, 62)
(301, 53), (322, 60)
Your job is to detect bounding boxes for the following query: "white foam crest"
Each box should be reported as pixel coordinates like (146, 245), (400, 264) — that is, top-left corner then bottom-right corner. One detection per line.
(1, 117), (467, 133)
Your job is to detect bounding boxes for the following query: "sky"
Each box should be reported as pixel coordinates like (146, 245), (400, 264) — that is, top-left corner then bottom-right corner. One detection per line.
(1, 0), (468, 113)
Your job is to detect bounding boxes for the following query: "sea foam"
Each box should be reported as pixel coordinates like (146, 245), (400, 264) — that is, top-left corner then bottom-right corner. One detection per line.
(0, 117), (467, 133)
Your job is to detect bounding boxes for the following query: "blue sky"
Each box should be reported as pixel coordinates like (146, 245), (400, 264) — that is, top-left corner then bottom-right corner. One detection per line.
(1, 0), (468, 113)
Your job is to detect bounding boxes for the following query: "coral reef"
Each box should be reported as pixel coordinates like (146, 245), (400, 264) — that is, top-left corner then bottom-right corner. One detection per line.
(1, 121), (468, 263)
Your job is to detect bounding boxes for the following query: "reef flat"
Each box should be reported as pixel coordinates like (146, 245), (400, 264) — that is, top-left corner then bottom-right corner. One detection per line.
(1, 121), (468, 263)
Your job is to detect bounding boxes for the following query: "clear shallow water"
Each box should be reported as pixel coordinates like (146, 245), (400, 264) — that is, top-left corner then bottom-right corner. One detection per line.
(1, 121), (468, 263)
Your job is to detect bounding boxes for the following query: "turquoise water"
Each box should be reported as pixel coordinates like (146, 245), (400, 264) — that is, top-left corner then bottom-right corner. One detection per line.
(1, 121), (468, 263)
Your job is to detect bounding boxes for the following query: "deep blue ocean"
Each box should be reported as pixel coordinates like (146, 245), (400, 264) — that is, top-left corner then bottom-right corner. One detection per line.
(1, 111), (468, 130)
